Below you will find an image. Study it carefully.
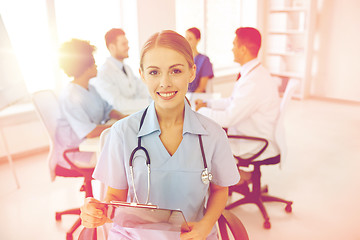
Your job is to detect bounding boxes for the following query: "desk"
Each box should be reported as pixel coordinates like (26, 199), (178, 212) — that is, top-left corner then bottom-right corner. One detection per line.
(79, 137), (100, 154)
(0, 102), (37, 189)
(186, 92), (221, 110)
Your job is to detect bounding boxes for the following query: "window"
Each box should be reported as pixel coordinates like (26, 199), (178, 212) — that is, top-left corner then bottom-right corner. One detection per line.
(0, 0), (54, 92)
(176, 0), (258, 73)
(54, 0), (139, 90)
(0, 0), (138, 93)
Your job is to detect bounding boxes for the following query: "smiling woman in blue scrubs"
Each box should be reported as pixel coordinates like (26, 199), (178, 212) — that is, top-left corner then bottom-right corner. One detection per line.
(80, 30), (240, 240)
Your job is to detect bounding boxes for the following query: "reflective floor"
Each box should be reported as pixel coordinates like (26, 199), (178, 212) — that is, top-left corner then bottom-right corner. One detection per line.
(1, 98), (359, 240)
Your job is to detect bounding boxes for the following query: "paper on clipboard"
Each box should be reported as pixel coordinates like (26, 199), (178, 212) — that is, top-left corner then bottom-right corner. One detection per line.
(101, 201), (190, 232)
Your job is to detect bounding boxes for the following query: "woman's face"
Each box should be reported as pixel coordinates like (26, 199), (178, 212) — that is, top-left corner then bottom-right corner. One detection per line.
(88, 63), (97, 78)
(140, 47), (195, 111)
(83, 63), (97, 80)
(185, 31), (199, 52)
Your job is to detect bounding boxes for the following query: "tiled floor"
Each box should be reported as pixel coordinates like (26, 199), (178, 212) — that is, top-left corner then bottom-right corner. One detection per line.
(1, 98), (359, 240)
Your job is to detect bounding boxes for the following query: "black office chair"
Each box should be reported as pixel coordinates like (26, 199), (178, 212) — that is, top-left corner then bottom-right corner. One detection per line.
(225, 79), (299, 229)
(78, 209), (249, 240)
(225, 136), (293, 229)
(32, 90), (95, 240)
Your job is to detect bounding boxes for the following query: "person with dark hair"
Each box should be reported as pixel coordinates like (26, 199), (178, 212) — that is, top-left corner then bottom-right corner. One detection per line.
(185, 27), (214, 92)
(91, 28), (150, 115)
(80, 30), (240, 239)
(195, 27), (281, 182)
(55, 39), (126, 173)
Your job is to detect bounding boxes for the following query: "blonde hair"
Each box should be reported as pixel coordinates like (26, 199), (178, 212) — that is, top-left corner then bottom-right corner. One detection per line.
(140, 30), (194, 70)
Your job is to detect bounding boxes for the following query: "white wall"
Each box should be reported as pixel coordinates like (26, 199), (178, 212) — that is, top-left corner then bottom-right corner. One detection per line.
(136, 0), (176, 49)
(311, 0), (360, 102)
(0, 105), (49, 161)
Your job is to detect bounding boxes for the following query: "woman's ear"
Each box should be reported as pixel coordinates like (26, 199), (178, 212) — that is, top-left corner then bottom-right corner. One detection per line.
(189, 64), (196, 83)
(139, 68), (145, 83)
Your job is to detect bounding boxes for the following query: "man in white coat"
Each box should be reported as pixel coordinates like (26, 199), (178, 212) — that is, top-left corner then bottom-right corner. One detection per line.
(91, 28), (150, 115)
(195, 27), (281, 183)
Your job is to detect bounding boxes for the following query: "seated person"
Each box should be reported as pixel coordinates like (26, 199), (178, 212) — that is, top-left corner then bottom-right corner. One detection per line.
(91, 28), (150, 115)
(80, 30), (240, 240)
(195, 27), (281, 183)
(185, 27), (214, 93)
(55, 39), (126, 174)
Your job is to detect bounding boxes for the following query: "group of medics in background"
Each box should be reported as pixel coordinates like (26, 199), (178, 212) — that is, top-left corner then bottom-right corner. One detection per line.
(55, 25), (280, 239)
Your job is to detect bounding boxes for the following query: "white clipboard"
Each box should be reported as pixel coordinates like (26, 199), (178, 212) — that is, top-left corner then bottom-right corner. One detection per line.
(100, 201), (190, 232)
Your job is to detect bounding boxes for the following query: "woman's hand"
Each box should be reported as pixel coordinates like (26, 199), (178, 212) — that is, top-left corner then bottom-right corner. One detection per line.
(195, 99), (207, 111)
(80, 197), (112, 228)
(180, 184), (228, 239)
(180, 220), (213, 240)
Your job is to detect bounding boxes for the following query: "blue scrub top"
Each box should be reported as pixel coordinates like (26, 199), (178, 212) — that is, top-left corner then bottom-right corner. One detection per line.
(93, 100), (240, 239)
(55, 83), (113, 168)
(188, 53), (214, 92)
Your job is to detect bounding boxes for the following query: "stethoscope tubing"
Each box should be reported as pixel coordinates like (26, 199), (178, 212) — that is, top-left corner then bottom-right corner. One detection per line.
(129, 106), (212, 205)
(129, 145), (151, 204)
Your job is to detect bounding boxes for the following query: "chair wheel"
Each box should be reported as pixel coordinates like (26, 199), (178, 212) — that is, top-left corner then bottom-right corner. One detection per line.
(263, 220), (271, 229)
(285, 203), (292, 213)
(55, 212), (61, 221)
(66, 233), (73, 240)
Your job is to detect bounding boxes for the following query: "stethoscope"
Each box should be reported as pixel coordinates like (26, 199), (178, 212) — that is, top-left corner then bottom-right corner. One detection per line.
(129, 107), (212, 204)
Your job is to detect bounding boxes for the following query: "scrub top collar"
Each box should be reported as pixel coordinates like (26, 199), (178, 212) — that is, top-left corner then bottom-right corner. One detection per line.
(137, 100), (208, 138)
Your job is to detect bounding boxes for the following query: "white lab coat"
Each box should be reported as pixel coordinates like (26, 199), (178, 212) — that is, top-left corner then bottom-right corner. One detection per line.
(91, 57), (150, 115)
(198, 59), (281, 159)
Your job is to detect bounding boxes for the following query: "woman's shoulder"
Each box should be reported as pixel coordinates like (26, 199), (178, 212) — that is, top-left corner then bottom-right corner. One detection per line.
(59, 84), (82, 104)
(196, 53), (210, 61)
(195, 54), (213, 71)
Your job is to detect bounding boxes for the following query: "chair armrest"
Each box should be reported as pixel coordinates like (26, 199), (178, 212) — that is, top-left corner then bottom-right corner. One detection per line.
(227, 134), (269, 163)
(218, 209), (249, 240)
(63, 148), (94, 176)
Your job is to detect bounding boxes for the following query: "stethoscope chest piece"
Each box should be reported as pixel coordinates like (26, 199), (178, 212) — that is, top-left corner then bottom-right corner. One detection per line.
(201, 168), (213, 185)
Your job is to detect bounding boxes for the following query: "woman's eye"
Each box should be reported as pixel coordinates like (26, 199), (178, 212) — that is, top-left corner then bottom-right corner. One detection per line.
(171, 69), (182, 74)
(149, 70), (158, 75)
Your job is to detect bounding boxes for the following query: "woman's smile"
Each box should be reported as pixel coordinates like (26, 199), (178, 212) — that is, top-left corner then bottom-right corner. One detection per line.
(157, 91), (178, 100)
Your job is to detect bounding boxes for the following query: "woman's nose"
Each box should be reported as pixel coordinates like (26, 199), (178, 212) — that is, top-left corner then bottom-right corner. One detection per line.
(159, 73), (171, 88)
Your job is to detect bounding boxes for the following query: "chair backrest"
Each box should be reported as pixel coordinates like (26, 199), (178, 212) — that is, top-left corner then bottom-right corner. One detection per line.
(275, 79), (299, 165)
(32, 90), (60, 181)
